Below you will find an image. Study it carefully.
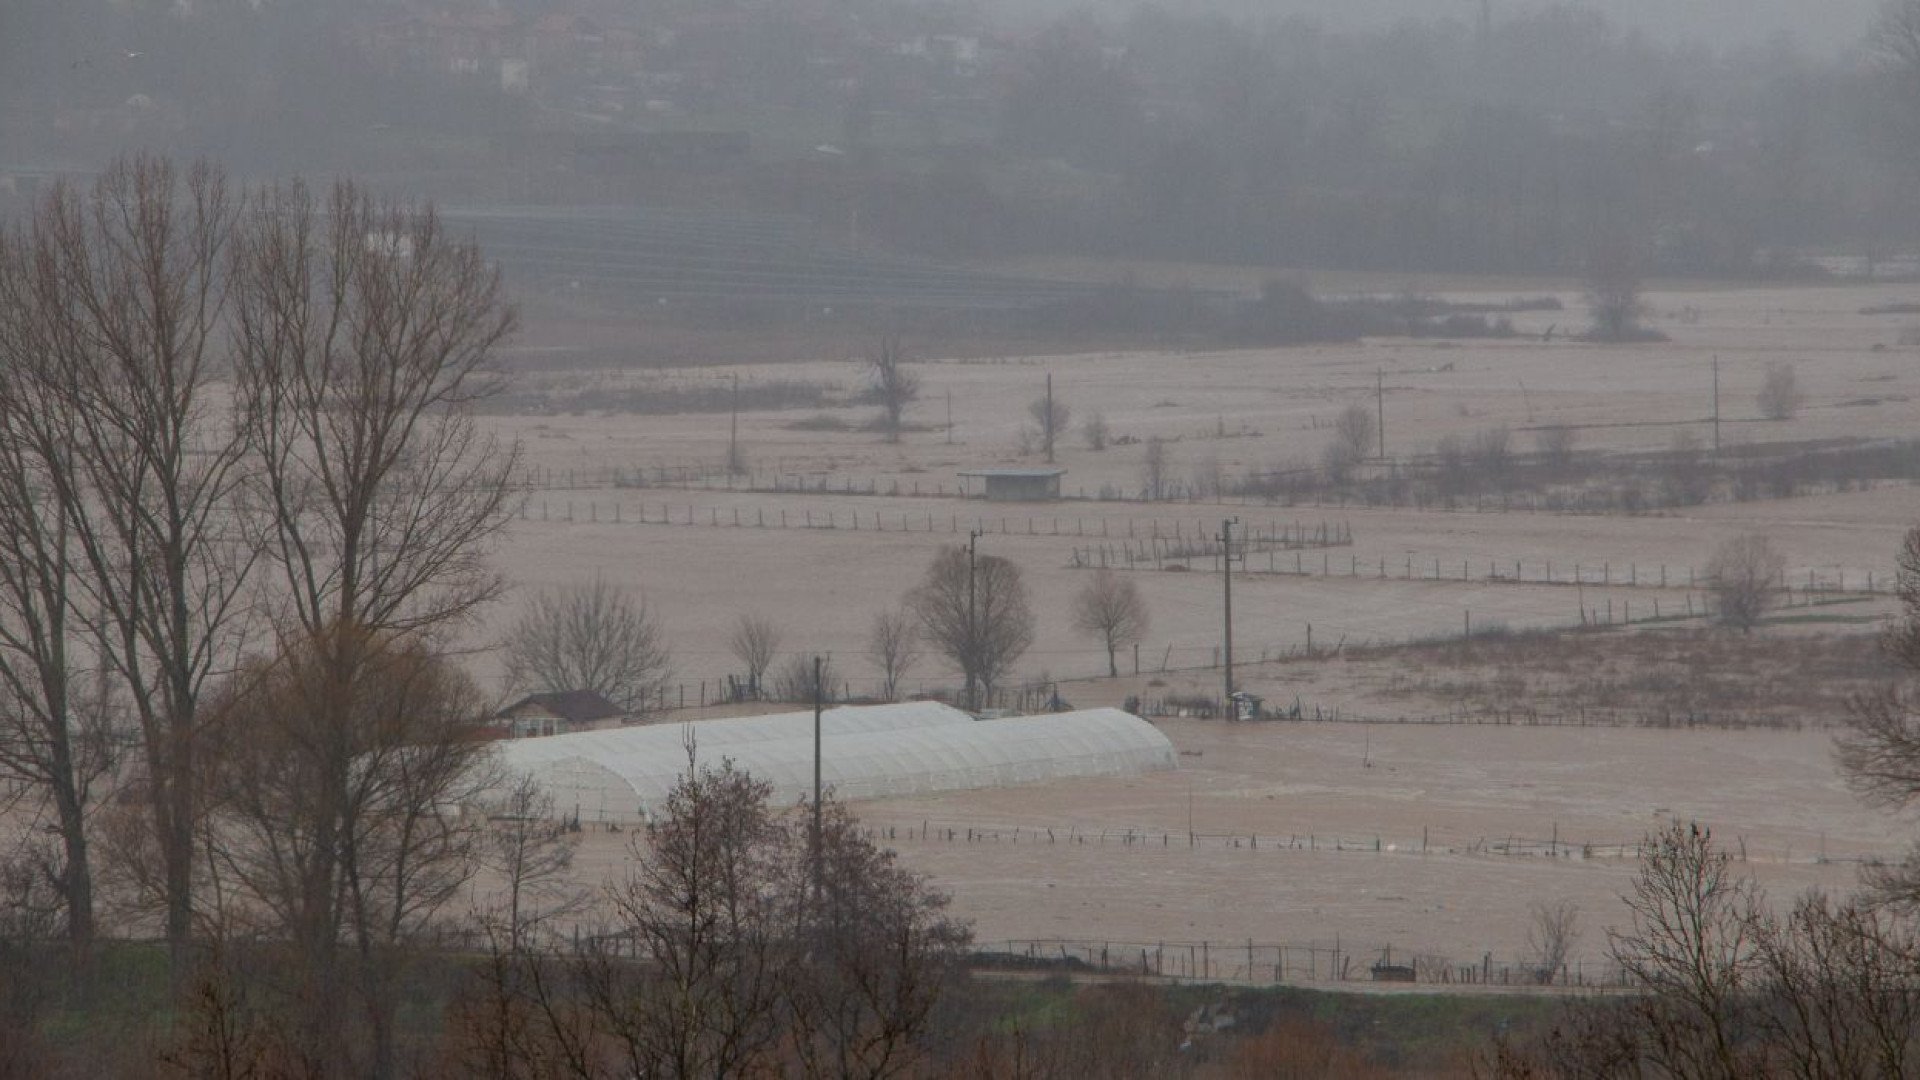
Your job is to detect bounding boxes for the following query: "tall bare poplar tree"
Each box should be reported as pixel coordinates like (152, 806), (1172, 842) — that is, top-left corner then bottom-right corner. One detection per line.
(228, 178), (519, 1075)
(13, 157), (255, 967)
(0, 233), (120, 953)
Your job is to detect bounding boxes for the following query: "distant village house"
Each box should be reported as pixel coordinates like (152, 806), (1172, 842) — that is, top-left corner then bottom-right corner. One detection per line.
(496, 690), (626, 738)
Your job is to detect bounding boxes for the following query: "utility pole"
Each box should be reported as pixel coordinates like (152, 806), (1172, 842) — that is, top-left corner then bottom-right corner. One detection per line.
(967, 529), (983, 712)
(1711, 354), (1721, 452)
(1219, 517), (1238, 708)
(812, 654), (823, 893)
(1375, 369), (1386, 459)
(728, 373), (740, 472)
(1044, 373), (1056, 463)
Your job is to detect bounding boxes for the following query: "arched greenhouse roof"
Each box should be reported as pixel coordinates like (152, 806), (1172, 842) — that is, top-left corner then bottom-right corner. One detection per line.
(492, 705), (1175, 823)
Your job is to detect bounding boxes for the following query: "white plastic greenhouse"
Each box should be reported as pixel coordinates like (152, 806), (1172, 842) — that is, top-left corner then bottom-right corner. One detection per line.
(490, 703), (1176, 823)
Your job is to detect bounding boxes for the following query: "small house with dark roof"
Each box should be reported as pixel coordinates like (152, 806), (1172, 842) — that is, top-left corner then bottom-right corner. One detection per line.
(496, 690), (626, 738)
(958, 466), (1066, 502)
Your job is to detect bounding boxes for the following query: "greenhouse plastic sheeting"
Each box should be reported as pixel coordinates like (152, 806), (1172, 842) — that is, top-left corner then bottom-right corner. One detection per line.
(492, 706), (1175, 823)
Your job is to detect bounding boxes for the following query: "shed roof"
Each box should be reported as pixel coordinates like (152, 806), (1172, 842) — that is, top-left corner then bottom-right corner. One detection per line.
(957, 467), (1067, 478)
(499, 689), (624, 724)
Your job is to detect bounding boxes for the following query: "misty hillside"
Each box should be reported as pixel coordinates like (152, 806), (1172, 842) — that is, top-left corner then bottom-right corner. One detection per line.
(2, 0), (1914, 279)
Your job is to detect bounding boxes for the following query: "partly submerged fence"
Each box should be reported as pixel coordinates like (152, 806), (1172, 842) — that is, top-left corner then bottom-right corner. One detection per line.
(974, 937), (1628, 991)
(1071, 544), (1890, 598)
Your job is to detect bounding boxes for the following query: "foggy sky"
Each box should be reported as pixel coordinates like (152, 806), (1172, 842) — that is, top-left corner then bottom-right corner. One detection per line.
(990, 1), (1884, 55)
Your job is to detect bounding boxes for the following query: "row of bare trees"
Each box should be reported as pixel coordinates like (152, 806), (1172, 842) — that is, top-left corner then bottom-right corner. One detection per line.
(499, 547), (1149, 715)
(444, 754), (970, 1080)
(0, 154), (521, 1073)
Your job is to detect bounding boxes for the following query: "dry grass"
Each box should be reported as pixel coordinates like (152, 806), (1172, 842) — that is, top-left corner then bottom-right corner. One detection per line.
(1370, 628), (1892, 726)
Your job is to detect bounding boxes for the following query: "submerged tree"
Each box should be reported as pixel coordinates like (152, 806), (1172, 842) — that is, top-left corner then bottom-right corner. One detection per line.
(867, 336), (919, 444)
(907, 546), (1035, 710)
(729, 615), (782, 700)
(1757, 362), (1804, 421)
(866, 609), (921, 703)
(1583, 234), (1651, 342)
(1705, 534), (1785, 633)
(1028, 379), (1071, 465)
(1071, 570), (1149, 678)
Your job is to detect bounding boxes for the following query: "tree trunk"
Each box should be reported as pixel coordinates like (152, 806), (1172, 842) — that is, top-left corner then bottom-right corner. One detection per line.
(50, 766), (93, 952)
(164, 770), (194, 972)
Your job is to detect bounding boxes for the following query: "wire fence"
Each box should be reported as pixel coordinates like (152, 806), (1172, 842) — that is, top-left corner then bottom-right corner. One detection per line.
(1072, 545), (1891, 598)
(511, 491), (1889, 601)
(973, 937), (1629, 991)
(1131, 699), (1824, 731)
(409, 921), (1622, 992)
(845, 816), (1848, 869)
(515, 495), (1350, 547)
(517, 461), (1909, 520)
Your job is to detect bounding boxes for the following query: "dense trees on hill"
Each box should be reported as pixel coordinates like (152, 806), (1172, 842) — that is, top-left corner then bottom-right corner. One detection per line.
(7, 3), (1914, 275)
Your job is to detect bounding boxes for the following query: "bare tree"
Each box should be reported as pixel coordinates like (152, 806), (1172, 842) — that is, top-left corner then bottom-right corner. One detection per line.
(1839, 526), (1920, 908)
(1028, 384), (1071, 464)
(477, 774), (584, 953)
(1471, 425), (1514, 479)
(233, 178), (518, 642)
(503, 580), (672, 716)
(1334, 402), (1375, 462)
(1526, 901), (1581, 985)
(1583, 235), (1651, 342)
(1082, 412), (1109, 451)
(590, 754), (790, 1078)
(1320, 439), (1361, 485)
(728, 615), (782, 699)
(1665, 429), (1712, 506)
(1072, 570), (1149, 678)
(772, 653), (837, 705)
(867, 336), (919, 443)
(1607, 821), (1764, 1079)
(1706, 534), (1786, 633)
(1494, 823), (1914, 1079)
(1189, 450), (1223, 499)
(204, 626), (497, 1075)
(1751, 894), (1920, 1079)
(229, 176), (519, 1076)
(782, 799), (971, 1079)
(474, 753), (969, 1079)
(866, 610), (921, 702)
(0, 236), (120, 953)
(1757, 361), (1804, 421)
(13, 156), (256, 968)
(1139, 437), (1172, 501)
(1535, 424), (1578, 471)
(907, 546), (1035, 710)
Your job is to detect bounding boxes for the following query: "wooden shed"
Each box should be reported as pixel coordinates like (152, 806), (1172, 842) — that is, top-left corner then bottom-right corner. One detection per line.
(958, 466), (1066, 501)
